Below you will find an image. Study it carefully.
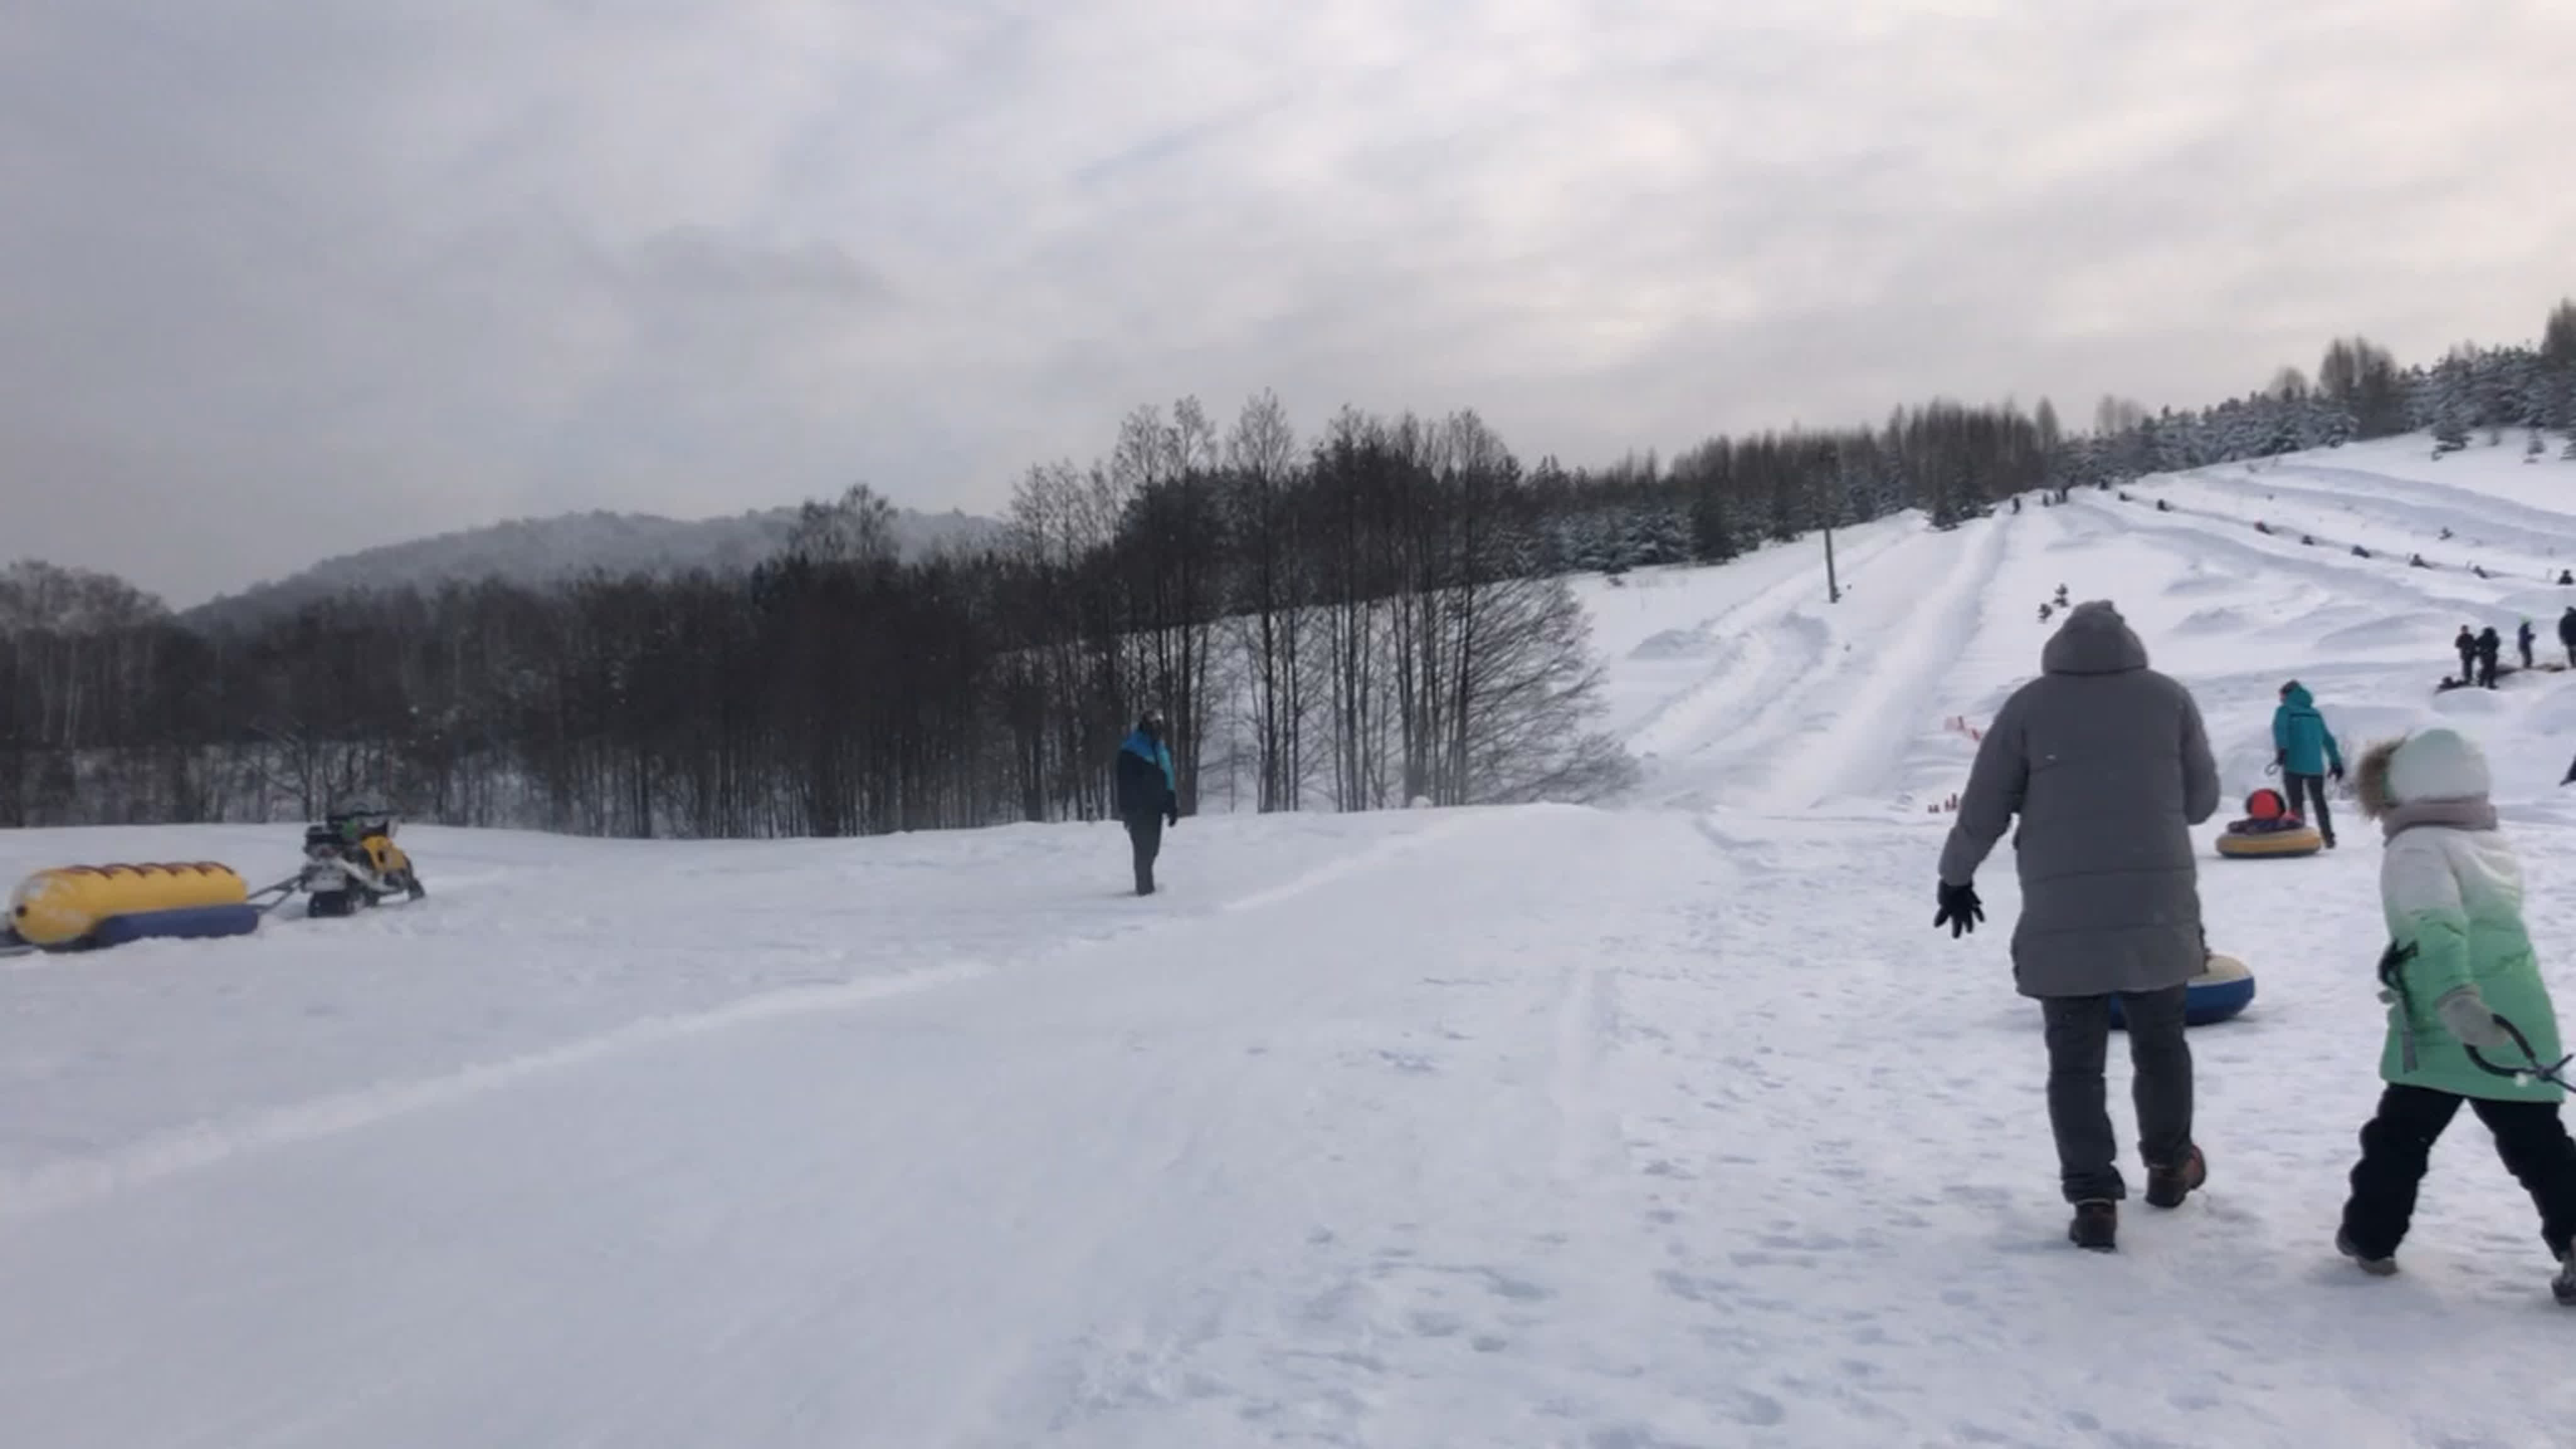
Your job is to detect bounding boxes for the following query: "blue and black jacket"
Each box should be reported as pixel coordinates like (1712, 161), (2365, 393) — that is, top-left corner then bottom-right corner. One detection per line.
(1115, 730), (1177, 823)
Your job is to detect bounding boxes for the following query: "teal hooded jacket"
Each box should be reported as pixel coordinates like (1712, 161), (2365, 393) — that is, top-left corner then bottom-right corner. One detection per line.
(2362, 729), (2564, 1103)
(2272, 683), (2343, 777)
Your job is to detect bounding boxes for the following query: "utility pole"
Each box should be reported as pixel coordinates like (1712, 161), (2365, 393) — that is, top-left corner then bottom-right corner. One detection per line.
(1823, 445), (1845, 603)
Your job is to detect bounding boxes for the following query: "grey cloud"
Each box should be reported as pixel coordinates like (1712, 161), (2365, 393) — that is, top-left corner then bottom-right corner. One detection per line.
(631, 228), (884, 299)
(3, 0), (2572, 604)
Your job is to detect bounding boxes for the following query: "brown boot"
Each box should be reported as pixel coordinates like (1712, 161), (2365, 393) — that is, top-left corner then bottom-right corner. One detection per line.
(2146, 1145), (2206, 1209)
(2069, 1199), (2117, 1251)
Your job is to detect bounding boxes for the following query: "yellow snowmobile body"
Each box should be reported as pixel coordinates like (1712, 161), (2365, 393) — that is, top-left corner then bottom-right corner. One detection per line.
(292, 810), (426, 918)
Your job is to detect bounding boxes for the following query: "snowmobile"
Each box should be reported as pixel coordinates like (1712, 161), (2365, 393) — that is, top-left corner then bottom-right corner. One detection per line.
(1, 809), (428, 958)
(247, 807), (426, 918)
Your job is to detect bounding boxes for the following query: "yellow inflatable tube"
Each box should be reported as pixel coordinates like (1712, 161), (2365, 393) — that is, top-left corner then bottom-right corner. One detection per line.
(8, 863), (248, 947)
(2216, 826), (2322, 858)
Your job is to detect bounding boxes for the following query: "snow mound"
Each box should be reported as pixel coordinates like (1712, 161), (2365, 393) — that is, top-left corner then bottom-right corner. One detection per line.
(2433, 684), (2508, 717)
(2177, 605), (2251, 635)
(2165, 573), (2240, 597)
(1628, 628), (1717, 660)
(2317, 612), (2451, 654)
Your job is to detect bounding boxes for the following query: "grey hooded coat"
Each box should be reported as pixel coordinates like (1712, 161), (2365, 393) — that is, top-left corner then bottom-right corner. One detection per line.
(1938, 601), (2221, 999)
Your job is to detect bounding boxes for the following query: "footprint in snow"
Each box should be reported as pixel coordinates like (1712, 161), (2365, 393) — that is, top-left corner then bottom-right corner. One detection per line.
(1727, 1391), (1789, 1427)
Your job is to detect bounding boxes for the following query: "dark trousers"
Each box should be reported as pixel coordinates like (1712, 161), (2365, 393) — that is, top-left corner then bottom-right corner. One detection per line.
(2461, 651), (2479, 684)
(2040, 985), (2194, 1203)
(2339, 1084), (2576, 1259)
(2281, 772), (2335, 844)
(2479, 654), (2499, 688)
(1124, 813), (1164, 894)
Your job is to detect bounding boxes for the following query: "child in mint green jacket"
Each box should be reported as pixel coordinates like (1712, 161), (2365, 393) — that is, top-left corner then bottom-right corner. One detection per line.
(2340, 726), (2576, 1303)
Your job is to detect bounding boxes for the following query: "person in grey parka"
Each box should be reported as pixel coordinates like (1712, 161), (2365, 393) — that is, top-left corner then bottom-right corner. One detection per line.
(1934, 600), (2223, 1251)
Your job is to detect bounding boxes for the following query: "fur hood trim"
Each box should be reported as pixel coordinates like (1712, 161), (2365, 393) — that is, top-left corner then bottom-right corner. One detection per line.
(2355, 736), (2402, 820)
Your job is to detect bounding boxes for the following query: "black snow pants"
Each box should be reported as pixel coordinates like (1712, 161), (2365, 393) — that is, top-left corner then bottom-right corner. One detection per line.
(2040, 985), (2194, 1204)
(1124, 812), (1165, 895)
(2479, 652), (2501, 689)
(2339, 1084), (2576, 1260)
(2281, 772), (2336, 846)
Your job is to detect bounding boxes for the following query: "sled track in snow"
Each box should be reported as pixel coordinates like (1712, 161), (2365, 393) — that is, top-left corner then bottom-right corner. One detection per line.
(0, 959), (998, 1224)
(1746, 516), (2011, 814)
(0, 813), (1504, 1226)
(1623, 525), (1913, 794)
(1639, 520), (2000, 814)
(2263, 458), (2576, 550)
(2174, 465), (2576, 566)
(2067, 494), (2509, 619)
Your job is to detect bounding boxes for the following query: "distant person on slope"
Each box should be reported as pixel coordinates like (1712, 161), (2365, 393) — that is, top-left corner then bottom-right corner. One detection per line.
(1933, 600), (2221, 1252)
(2478, 626), (2504, 689)
(1114, 709), (1182, 896)
(2457, 626), (2480, 686)
(2558, 606), (2576, 668)
(2272, 680), (2345, 849)
(2336, 728), (2576, 1304)
(2521, 619), (2538, 670)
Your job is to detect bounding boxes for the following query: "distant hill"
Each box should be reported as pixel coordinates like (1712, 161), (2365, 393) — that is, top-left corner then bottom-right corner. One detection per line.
(182, 505), (1005, 631)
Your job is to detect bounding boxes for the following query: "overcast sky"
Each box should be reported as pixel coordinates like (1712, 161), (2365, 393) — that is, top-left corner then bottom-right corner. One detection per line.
(5, 1), (2572, 606)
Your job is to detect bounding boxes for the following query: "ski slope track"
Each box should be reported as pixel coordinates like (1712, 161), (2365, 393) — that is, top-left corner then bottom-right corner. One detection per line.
(1744, 516), (2009, 815)
(14, 435), (2576, 1446)
(1615, 518), (1915, 775)
(2179, 461), (2576, 567)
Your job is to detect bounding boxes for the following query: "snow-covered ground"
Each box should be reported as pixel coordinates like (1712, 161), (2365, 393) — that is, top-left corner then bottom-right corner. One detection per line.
(12, 435), (2576, 1446)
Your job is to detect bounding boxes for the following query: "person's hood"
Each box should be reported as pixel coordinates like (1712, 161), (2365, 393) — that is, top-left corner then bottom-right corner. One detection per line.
(2280, 682), (2314, 711)
(2357, 726), (2491, 818)
(2040, 601), (2150, 675)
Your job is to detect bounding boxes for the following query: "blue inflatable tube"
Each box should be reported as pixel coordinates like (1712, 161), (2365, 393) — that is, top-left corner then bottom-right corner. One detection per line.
(89, 904), (262, 948)
(2109, 958), (2256, 1028)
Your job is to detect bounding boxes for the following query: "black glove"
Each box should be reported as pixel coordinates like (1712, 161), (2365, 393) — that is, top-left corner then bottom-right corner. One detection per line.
(1935, 880), (1984, 938)
(2330, 761), (2345, 783)
(1166, 806), (1180, 828)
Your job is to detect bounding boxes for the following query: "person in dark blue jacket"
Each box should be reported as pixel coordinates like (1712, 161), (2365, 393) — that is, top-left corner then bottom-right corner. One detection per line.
(2273, 680), (2345, 848)
(1114, 709), (1180, 894)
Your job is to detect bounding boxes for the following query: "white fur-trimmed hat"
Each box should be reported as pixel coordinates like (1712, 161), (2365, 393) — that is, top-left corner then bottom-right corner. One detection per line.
(2358, 726), (2490, 819)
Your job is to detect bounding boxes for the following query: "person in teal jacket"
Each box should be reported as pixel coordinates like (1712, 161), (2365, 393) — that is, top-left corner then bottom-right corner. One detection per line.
(2338, 726), (2576, 1304)
(1113, 710), (1180, 895)
(2272, 680), (2345, 848)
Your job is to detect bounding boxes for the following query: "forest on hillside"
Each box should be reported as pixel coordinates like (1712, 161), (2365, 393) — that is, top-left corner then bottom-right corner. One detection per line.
(5, 302), (2575, 836)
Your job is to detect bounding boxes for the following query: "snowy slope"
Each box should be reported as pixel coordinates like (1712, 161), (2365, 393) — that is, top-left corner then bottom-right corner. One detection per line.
(181, 503), (1002, 628)
(13, 435), (2576, 1445)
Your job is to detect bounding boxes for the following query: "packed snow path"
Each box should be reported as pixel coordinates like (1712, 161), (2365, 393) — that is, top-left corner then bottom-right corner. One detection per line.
(13, 436), (2576, 1445)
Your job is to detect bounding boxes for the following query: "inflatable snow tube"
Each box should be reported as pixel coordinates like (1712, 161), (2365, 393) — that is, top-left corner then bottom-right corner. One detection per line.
(2109, 953), (2257, 1028)
(2217, 824), (2323, 858)
(89, 904), (262, 948)
(2219, 796), (2321, 857)
(7, 862), (248, 948)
